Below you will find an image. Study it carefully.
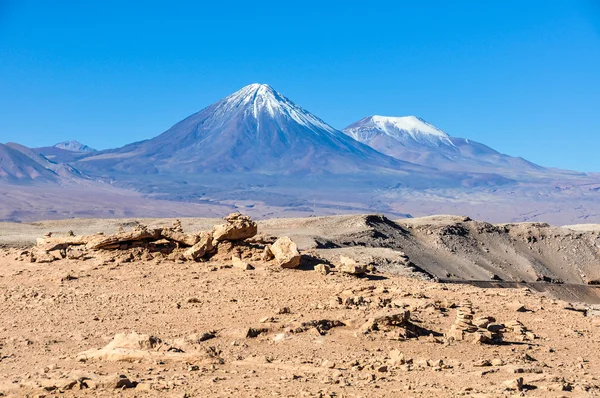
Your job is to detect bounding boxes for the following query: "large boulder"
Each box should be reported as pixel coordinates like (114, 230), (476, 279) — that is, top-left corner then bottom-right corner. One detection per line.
(212, 213), (257, 242)
(270, 237), (301, 269)
(184, 232), (215, 261)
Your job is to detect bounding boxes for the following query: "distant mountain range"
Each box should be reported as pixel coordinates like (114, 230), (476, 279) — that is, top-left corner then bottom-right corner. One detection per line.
(54, 140), (96, 153)
(342, 115), (549, 177)
(74, 84), (419, 175)
(2, 83), (599, 224)
(0, 142), (84, 183)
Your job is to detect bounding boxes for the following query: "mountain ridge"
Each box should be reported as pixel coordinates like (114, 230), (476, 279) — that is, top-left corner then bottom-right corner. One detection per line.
(1, 83), (598, 224)
(76, 84), (428, 175)
(54, 140), (96, 153)
(342, 115), (549, 176)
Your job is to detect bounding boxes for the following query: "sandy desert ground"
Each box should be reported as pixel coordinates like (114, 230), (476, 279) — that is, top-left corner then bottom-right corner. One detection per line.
(1, 214), (600, 397)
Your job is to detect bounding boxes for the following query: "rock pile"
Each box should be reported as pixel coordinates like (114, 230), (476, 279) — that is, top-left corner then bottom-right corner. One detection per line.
(446, 302), (502, 344)
(505, 319), (536, 341)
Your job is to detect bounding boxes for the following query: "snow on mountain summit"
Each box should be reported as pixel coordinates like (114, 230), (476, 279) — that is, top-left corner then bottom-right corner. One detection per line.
(344, 115), (453, 146)
(343, 115), (547, 176)
(218, 83), (337, 134)
(371, 116), (450, 139)
(54, 141), (96, 152)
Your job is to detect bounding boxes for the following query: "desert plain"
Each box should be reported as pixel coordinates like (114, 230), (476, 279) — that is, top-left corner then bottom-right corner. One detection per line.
(1, 213), (600, 397)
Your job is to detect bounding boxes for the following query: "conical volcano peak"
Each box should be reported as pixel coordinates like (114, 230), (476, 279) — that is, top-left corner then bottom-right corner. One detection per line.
(224, 83), (283, 113)
(233, 83), (276, 99)
(218, 83), (337, 133)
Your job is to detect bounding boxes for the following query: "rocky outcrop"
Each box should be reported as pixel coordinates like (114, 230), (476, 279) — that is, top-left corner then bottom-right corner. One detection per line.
(213, 213), (258, 242)
(86, 226), (162, 250)
(27, 214), (305, 270)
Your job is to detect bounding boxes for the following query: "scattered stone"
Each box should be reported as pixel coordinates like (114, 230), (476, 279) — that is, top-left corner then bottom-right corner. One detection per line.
(232, 255), (254, 270)
(503, 377), (524, 391)
(473, 359), (492, 367)
(97, 374), (135, 389)
(314, 263), (331, 275)
(291, 319), (345, 335)
(186, 332), (216, 343)
(61, 274), (78, 282)
(270, 237), (301, 269)
(508, 302), (528, 312)
(377, 365), (388, 372)
(66, 246), (89, 260)
(39, 378), (78, 391)
(246, 328), (269, 338)
(362, 310), (410, 333)
(388, 349), (406, 366)
(339, 255), (367, 275)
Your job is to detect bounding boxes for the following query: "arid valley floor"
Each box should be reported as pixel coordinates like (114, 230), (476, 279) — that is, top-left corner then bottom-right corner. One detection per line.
(1, 214), (600, 397)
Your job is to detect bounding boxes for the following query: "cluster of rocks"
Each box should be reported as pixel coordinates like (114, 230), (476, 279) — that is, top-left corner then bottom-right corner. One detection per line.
(445, 302), (536, 344)
(311, 255), (375, 277)
(505, 319), (537, 341)
(446, 302), (504, 344)
(25, 213), (302, 270)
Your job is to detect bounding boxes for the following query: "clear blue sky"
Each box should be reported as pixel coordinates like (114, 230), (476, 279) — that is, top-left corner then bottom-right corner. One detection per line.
(1, 0), (599, 171)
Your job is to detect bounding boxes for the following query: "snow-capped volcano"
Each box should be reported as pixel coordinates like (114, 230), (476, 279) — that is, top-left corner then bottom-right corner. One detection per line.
(54, 140), (96, 152)
(346, 115), (454, 147)
(79, 84), (420, 174)
(217, 83), (337, 134)
(343, 115), (546, 175)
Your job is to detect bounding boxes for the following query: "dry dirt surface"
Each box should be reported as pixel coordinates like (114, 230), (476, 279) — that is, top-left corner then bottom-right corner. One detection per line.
(1, 214), (600, 397)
